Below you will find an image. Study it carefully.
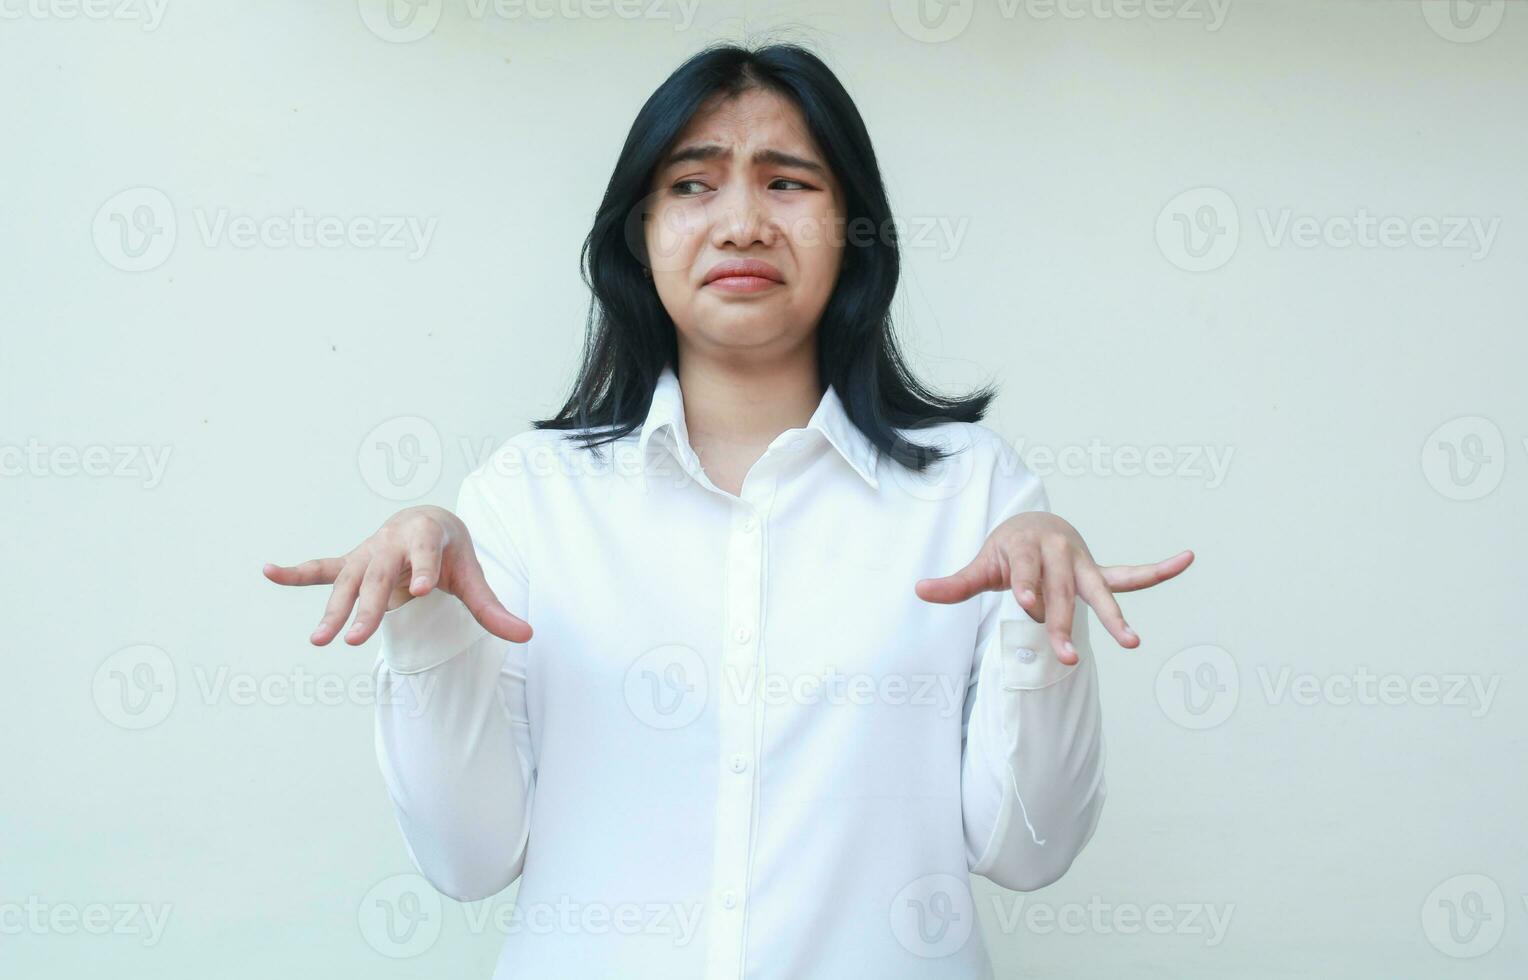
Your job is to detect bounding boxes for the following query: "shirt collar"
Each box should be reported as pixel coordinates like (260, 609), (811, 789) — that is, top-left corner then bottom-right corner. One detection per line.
(635, 362), (880, 491)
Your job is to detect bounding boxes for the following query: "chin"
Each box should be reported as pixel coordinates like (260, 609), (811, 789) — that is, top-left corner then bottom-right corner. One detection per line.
(698, 319), (786, 347)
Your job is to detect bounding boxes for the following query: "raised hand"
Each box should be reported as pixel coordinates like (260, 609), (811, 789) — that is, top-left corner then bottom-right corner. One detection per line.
(263, 505), (532, 647)
(915, 512), (1192, 665)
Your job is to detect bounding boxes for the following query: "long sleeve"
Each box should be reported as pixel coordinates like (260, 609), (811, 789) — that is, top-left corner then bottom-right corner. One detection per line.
(372, 467), (536, 902)
(960, 465), (1107, 892)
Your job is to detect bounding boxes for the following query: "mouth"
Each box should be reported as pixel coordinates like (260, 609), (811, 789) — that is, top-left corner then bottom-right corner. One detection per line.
(705, 275), (782, 293)
(703, 259), (784, 294)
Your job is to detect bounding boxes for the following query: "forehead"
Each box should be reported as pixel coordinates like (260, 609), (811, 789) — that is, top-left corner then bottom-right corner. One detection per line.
(669, 87), (821, 158)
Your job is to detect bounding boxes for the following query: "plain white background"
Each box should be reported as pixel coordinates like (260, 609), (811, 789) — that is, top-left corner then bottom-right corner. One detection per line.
(2, 1), (1523, 977)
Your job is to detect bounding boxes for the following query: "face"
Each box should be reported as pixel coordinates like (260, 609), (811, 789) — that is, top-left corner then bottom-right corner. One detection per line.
(642, 87), (846, 360)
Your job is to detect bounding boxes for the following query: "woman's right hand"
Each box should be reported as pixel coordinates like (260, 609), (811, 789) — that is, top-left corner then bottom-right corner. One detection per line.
(262, 505), (533, 647)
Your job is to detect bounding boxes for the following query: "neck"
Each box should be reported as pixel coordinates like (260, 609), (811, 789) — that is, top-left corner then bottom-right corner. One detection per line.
(673, 348), (822, 453)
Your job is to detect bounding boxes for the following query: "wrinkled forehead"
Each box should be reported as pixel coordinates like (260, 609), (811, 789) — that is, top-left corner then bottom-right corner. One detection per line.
(654, 88), (842, 208)
(667, 88), (825, 166)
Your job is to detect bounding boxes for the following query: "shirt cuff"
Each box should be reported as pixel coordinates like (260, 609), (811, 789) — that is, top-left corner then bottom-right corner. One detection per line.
(378, 587), (486, 675)
(996, 615), (1081, 691)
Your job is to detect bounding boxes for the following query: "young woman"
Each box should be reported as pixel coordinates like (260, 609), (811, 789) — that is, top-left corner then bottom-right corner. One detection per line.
(266, 42), (1191, 980)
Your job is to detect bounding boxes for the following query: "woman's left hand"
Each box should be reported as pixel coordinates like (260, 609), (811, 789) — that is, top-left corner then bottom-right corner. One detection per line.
(915, 512), (1194, 665)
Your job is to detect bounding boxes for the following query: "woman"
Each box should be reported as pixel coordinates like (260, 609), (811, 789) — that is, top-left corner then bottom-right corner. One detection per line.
(266, 42), (1191, 980)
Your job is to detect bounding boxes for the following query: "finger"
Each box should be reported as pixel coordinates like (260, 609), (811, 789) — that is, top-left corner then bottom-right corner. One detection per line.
(310, 561), (365, 646)
(405, 523), (445, 597)
(452, 557), (533, 644)
(1039, 539), (1078, 665)
(1005, 540), (1044, 623)
(915, 552), (1002, 605)
(346, 551), (404, 646)
(1099, 549), (1195, 593)
(1076, 561), (1137, 648)
(263, 557), (344, 587)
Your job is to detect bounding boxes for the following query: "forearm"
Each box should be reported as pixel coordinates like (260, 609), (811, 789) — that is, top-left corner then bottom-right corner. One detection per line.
(374, 587), (535, 902)
(962, 596), (1106, 892)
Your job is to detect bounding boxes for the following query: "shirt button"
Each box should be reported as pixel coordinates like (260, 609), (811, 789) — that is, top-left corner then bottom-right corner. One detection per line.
(741, 515), (758, 533)
(1016, 647), (1037, 663)
(729, 754), (749, 773)
(782, 437), (803, 452)
(722, 891), (738, 909)
(733, 625), (752, 645)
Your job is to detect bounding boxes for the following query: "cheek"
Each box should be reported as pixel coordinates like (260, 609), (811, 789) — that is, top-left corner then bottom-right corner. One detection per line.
(792, 208), (843, 254)
(789, 232), (844, 302)
(645, 202), (706, 275)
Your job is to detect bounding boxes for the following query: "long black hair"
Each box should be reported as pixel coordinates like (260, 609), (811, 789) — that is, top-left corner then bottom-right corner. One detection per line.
(531, 40), (996, 473)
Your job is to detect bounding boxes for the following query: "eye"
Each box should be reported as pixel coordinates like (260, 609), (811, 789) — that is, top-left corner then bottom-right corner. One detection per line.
(670, 177), (812, 196)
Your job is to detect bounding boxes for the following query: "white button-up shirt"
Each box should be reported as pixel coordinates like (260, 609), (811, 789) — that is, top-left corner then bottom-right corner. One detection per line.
(373, 363), (1105, 979)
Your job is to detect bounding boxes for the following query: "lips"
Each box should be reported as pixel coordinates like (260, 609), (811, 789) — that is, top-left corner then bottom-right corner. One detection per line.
(703, 258), (784, 287)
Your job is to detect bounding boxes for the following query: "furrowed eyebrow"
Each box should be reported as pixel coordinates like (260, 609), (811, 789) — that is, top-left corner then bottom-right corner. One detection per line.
(661, 143), (828, 178)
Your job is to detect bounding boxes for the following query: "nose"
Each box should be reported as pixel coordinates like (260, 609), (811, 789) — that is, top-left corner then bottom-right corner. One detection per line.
(709, 182), (776, 250)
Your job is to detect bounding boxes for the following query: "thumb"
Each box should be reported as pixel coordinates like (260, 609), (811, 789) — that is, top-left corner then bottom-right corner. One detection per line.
(915, 553), (1000, 605)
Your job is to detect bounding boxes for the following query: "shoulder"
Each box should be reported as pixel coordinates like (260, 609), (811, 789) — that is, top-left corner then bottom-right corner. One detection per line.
(454, 428), (573, 525)
(452, 428), (612, 560)
(890, 419), (1046, 519)
(890, 418), (1033, 482)
(467, 427), (610, 485)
